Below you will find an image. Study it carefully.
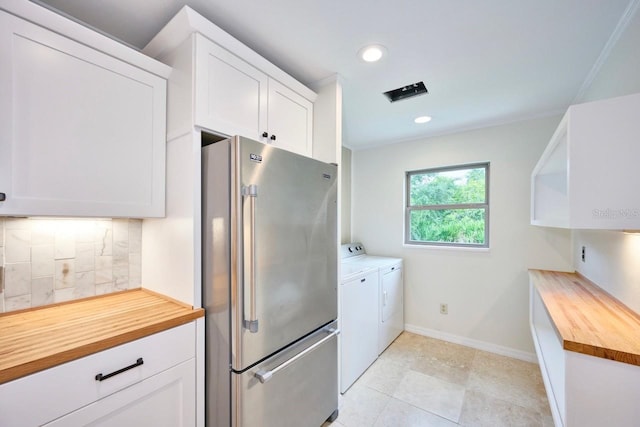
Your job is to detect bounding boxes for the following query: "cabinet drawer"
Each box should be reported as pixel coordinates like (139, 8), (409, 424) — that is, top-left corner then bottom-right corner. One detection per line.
(44, 359), (196, 427)
(0, 323), (195, 427)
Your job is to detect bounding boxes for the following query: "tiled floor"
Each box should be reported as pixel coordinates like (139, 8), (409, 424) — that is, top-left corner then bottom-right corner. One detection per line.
(327, 332), (553, 427)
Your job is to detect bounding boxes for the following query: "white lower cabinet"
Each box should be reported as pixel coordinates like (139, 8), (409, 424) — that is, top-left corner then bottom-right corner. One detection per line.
(44, 359), (195, 427)
(0, 323), (196, 427)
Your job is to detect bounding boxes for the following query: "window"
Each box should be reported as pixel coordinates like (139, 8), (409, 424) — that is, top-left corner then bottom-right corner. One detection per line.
(405, 163), (489, 247)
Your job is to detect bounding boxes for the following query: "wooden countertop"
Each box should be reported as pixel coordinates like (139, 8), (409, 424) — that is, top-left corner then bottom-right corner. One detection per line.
(0, 289), (204, 384)
(529, 269), (640, 366)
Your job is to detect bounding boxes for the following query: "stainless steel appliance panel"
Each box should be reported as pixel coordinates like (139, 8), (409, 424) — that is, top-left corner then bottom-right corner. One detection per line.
(233, 136), (338, 370)
(232, 322), (338, 427)
(202, 140), (233, 427)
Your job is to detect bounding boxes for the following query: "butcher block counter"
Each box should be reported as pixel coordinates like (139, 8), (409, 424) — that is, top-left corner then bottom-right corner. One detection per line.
(529, 269), (640, 365)
(0, 289), (204, 384)
(529, 269), (640, 427)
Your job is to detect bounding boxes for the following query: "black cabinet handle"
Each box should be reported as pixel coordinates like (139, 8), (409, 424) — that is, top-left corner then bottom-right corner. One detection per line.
(262, 132), (268, 138)
(270, 135), (276, 141)
(360, 278), (366, 283)
(95, 358), (144, 381)
(0, 192), (5, 202)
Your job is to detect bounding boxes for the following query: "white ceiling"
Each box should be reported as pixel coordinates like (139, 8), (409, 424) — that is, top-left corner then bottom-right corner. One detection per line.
(34, 0), (636, 149)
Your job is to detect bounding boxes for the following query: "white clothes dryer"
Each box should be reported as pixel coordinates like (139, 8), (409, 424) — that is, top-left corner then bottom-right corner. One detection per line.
(341, 243), (404, 354)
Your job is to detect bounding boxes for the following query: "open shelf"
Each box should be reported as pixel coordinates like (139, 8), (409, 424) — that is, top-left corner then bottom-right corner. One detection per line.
(531, 92), (640, 229)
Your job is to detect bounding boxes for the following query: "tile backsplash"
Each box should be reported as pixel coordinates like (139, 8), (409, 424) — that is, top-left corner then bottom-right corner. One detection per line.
(0, 217), (142, 313)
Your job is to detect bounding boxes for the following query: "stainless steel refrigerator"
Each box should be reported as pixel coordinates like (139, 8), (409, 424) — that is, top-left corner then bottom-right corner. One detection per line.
(202, 135), (339, 427)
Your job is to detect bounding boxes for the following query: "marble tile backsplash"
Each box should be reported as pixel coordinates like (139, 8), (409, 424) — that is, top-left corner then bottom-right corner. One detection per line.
(0, 218), (142, 313)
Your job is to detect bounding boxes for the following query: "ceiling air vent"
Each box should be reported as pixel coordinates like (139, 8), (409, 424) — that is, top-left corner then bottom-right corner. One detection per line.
(383, 81), (428, 102)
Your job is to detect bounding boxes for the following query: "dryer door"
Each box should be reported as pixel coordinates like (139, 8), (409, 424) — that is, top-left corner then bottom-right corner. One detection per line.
(381, 266), (402, 322)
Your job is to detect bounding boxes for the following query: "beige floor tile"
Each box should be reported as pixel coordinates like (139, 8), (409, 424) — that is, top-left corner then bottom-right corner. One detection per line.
(472, 351), (540, 382)
(338, 383), (391, 427)
(459, 389), (542, 427)
(378, 340), (422, 367)
(468, 351), (546, 412)
(373, 398), (458, 427)
(393, 370), (466, 422)
(356, 356), (407, 396)
(540, 413), (555, 427)
(411, 339), (476, 386)
(336, 333), (550, 427)
(391, 331), (430, 349)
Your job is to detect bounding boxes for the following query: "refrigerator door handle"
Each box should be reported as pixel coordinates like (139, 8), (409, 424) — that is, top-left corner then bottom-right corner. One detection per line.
(242, 184), (259, 333)
(254, 327), (340, 383)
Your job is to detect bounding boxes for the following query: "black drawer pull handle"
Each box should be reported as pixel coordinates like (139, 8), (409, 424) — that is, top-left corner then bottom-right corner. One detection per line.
(95, 358), (144, 381)
(360, 278), (366, 283)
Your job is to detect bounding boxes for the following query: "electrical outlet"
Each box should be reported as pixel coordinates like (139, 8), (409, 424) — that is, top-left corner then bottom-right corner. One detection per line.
(440, 303), (448, 315)
(581, 246), (586, 262)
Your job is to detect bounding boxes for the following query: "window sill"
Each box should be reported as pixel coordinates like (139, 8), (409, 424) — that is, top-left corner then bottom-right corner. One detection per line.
(403, 243), (490, 252)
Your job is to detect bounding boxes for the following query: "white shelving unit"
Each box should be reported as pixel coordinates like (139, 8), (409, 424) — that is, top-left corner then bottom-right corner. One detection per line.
(531, 92), (640, 229)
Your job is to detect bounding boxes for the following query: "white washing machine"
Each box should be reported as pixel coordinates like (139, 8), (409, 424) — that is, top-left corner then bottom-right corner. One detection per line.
(341, 243), (404, 354)
(339, 261), (379, 393)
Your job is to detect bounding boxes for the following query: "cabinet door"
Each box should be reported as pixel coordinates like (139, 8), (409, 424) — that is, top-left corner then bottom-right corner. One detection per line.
(267, 78), (313, 157)
(194, 34), (268, 140)
(0, 12), (166, 218)
(44, 359), (196, 427)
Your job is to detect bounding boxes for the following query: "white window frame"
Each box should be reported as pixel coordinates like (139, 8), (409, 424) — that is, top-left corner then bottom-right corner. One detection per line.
(405, 162), (490, 248)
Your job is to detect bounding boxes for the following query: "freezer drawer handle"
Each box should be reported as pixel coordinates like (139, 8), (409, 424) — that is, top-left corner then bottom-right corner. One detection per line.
(242, 184), (259, 333)
(254, 327), (340, 384)
(95, 358), (144, 382)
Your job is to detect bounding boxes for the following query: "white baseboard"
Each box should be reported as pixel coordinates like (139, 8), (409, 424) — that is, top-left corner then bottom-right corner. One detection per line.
(404, 323), (538, 364)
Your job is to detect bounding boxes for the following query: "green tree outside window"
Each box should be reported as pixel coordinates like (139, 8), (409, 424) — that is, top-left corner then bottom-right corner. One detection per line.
(406, 163), (489, 247)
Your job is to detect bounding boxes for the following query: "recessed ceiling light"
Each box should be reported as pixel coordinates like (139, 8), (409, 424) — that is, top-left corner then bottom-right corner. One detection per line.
(414, 116), (432, 124)
(359, 44), (386, 62)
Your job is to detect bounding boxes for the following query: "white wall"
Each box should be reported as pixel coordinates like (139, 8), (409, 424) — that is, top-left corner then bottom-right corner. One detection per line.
(351, 116), (572, 356)
(341, 147), (352, 244)
(572, 6), (640, 313)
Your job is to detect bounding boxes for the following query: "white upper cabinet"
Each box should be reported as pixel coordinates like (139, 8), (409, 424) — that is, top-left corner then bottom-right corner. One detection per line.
(194, 35), (268, 142)
(267, 78), (313, 156)
(531, 92), (640, 229)
(0, 4), (169, 218)
(144, 6), (316, 157)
